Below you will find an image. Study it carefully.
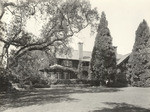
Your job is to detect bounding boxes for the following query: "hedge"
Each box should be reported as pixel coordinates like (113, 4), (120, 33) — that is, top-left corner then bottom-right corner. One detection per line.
(52, 79), (101, 86)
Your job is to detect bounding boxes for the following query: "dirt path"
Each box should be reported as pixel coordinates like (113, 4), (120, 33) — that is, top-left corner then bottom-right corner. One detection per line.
(2, 87), (150, 112)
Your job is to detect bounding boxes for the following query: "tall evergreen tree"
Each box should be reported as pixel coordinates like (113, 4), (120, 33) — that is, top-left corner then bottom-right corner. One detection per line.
(127, 20), (150, 87)
(90, 12), (116, 85)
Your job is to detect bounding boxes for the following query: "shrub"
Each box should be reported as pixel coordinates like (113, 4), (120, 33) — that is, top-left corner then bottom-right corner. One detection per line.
(0, 75), (12, 92)
(52, 79), (101, 86)
(145, 78), (150, 87)
(0, 68), (15, 92)
(110, 81), (128, 87)
(88, 80), (100, 86)
(33, 83), (50, 88)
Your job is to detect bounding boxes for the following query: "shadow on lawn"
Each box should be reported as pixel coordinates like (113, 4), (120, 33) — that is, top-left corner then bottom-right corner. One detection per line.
(0, 88), (78, 111)
(0, 87), (121, 111)
(77, 87), (122, 93)
(92, 102), (150, 112)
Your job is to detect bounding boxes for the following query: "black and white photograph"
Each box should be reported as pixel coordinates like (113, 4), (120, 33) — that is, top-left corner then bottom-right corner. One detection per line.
(0, 0), (150, 112)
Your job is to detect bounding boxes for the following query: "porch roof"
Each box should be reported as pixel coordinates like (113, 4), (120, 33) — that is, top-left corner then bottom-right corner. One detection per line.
(39, 64), (77, 73)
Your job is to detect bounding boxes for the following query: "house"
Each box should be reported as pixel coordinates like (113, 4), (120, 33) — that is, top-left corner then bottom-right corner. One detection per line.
(56, 42), (91, 79)
(54, 42), (129, 80)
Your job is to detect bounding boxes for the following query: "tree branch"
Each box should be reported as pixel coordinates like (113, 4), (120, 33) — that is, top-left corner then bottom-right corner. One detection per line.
(0, 2), (16, 19)
(3, 2), (16, 8)
(0, 37), (22, 46)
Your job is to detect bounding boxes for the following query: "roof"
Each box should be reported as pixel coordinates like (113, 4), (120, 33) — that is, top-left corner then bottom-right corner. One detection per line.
(56, 50), (91, 61)
(117, 53), (130, 66)
(39, 64), (77, 73)
(56, 50), (129, 64)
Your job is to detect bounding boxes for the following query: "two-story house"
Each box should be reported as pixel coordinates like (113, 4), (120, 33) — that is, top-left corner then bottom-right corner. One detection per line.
(40, 42), (130, 80)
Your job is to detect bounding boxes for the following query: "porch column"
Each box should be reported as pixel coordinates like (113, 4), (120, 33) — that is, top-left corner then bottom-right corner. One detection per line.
(64, 73), (67, 79)
(57, 72), (60, 79)
(68, 73), (70, 79)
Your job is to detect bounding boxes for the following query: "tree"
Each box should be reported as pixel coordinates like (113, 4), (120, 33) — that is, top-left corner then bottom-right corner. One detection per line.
(0, 0), (99, 68)
(127, 20), (150, 87)
(9, 50), (55, 88)
(90, 12), (116, 86)
(0, 0), (35, 68)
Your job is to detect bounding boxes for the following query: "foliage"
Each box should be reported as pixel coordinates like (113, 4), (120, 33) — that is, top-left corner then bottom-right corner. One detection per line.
(33, 83), (50, 88)
(0, 75), (12, 92)
(127, 20), (150, 87)
(116, 62), (129, 87)
(90, 12), (117, 86)
(0, 0), (99, 67)
(0, 67), (18, 92)
(9, 50), (55, 88)
(53, 79), (100, 86)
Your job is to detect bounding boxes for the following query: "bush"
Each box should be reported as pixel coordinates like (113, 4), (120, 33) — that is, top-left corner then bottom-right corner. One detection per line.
(0, 68), (15, 92)
(0, 75), (12, 92)
(89, 80), (101, 86)
(145, 78), (150, 87)
(52, 79), (100, 86)
(110, 81), (128, 87)
(132, 81), (144, 87)
(53, 79), (72, 85)
(33, 83), (50, 88)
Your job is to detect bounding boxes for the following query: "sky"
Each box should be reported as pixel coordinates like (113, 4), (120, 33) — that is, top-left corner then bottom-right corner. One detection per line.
(1, 0), (150, 55)
(70, 0), (150, 55)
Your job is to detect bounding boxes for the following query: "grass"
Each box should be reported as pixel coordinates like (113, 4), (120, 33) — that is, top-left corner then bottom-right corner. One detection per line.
(0, 87), (150, 112)
(0, 87), (120, 111)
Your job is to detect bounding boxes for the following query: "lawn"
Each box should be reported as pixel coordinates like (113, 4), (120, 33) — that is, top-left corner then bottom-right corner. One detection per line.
(0, 87), (150, 112)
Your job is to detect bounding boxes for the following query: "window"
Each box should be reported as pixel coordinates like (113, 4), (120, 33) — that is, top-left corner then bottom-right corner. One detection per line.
(63, 60), (72, 67)
(82, 62), (89, 66)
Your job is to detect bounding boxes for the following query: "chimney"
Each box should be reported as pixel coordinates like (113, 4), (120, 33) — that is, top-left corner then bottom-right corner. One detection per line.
(78, 42), (83, 60)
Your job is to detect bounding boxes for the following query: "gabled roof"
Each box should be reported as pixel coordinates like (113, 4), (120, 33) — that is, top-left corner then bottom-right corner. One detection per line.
(56, 50), (128, 63)
(117, 53), (130, 66)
